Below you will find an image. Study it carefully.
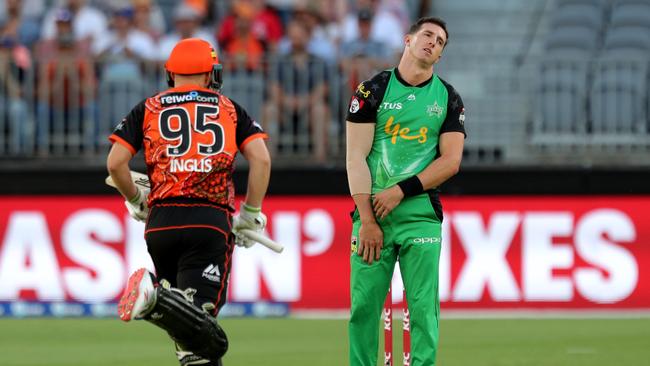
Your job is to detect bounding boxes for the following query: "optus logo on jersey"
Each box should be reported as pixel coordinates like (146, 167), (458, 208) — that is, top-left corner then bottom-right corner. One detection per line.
(385, 116), (427, 144)
(160, 91), (219, 105)
(381, 102), (402, 110)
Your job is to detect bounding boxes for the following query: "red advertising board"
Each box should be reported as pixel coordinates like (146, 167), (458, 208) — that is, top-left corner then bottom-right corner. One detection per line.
(0, 196), (648, 310)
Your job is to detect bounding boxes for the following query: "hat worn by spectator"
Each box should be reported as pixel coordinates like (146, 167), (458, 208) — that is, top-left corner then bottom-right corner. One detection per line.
(358, 8), (373, 22)
(173, 4), (201, 21)
(55, 8), (73, 23)
(115, 7), (135, 20)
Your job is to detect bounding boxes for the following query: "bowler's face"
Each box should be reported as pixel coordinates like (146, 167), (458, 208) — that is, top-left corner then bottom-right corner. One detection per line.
(406, 23), (447, 64)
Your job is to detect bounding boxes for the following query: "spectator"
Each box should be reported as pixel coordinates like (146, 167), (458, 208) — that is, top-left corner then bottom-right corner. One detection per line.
(0, 0), (42, 48)
(341, 0), (405, 56)
(221, 2), (266, 72)
(278, 2), (337, 64)
(131, 0), (166, 41)
(0, 0), (45, 20)
(36, 9), (96, 154)
(184, 0), (209, 18)
(218, 0), (283, 52)
(158, 3), (217, 61)
(40, 0), (108, 52)
(0, 14), (32, 154)
(93, 7), (157, 68)
(263, 19), (329, 161)
(95, 6), (158, 154)
(340, 8), (392, 89)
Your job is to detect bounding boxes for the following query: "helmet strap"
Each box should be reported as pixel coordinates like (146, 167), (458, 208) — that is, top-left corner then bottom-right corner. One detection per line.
(209, 64), (223, 92)
(166, 72), (174, 87)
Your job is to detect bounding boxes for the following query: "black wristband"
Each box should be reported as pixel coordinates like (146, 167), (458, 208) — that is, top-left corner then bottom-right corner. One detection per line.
(397, 176), (424, 197)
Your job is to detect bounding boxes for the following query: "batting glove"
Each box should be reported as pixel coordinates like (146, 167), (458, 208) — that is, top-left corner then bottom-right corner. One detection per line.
(232, 203), (267, 248)
(125, 187), (149, 222)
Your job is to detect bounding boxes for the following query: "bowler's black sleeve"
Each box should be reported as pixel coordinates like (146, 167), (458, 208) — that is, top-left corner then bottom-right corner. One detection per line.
(345, 70), (391, 123)
(439, 78), (466, 137)
(109, 99), (146, 154)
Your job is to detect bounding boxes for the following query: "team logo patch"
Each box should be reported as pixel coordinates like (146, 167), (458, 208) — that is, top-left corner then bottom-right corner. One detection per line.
(426, 102), (444, 117)
(459, 108), (465, 125)
(115, 119), (125, 131)
(356, 83), (371, 98)
(349, 97), (363, 113)
(202, 264), (221, 282)
(351, 235), (358, 254)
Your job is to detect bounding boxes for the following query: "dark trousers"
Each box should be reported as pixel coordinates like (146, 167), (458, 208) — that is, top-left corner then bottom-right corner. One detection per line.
(145, 198), (234, 314)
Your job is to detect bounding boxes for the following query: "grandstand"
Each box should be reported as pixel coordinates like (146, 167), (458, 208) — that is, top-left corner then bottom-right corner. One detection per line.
(1, 0), (648, 172)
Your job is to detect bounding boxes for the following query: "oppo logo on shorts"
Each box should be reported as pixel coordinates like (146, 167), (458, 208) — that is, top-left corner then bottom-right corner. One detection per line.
(413, 237), (440, 244)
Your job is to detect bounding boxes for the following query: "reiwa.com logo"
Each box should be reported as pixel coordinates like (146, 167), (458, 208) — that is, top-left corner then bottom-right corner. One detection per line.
(161, 91), (219, 105)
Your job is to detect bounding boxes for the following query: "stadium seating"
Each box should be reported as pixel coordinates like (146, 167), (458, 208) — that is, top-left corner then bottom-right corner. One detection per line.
(556, 0), (609, 8)
(545, 26), (600, 57)
(532, 0), (650, 148)
(589, 60), (648, 140)
(602, 26), (650, 54)
(550, 4), (605, 30)
(610, 3), (650, 28)
(534, 58), (590, 143)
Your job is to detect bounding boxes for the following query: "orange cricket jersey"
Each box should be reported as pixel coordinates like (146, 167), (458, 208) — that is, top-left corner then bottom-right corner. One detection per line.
(109, 85), (267, 210)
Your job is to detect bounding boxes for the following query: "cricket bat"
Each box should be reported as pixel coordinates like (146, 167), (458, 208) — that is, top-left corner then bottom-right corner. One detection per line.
(105, 171), (284, 253)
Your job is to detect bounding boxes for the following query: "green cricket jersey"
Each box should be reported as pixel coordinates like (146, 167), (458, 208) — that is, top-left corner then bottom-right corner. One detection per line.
(346, 68), (466, 220)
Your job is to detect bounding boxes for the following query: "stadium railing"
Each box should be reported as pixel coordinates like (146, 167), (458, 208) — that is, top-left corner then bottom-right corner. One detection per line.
(1, 56), (649, 168)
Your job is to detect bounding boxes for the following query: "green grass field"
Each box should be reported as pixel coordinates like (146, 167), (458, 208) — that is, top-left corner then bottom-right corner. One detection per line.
(0, 317), (649, 365)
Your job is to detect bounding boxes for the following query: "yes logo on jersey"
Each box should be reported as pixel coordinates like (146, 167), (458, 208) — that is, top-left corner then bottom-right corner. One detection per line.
(385, 116), (428, 144)
(351, 235), (358, 254)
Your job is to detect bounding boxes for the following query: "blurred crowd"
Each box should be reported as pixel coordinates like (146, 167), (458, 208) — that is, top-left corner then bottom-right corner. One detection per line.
(0, 0), (414, 160)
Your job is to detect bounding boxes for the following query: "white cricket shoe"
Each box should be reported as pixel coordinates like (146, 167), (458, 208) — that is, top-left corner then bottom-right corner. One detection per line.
(118, 268), (156, 321)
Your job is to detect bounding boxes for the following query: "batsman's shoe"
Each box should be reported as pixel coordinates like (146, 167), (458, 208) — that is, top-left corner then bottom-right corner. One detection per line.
(118, 268), (156, 321)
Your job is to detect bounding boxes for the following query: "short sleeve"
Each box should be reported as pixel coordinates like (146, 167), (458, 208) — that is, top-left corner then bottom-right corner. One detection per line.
(108, 100), (146, 154)
(234, 101), (268, 150)
(345, 70), (391, 123)
(440, 83), (466, 137)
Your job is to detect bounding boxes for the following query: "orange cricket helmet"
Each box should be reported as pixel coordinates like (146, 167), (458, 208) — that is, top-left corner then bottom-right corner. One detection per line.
(165, 38), (223, 91)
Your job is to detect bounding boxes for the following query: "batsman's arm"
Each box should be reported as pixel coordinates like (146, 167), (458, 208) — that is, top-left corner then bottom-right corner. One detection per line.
(240, 138), (271, 208)
(106, 143), (138, 201)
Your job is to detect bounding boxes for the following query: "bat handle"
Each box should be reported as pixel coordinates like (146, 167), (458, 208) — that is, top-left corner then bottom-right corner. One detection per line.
(239, 229), (284, 253)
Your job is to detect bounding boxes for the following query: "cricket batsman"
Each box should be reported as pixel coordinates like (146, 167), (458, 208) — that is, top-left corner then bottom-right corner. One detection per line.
(345, 17), (466, 366)
(106, 38), (271, 366)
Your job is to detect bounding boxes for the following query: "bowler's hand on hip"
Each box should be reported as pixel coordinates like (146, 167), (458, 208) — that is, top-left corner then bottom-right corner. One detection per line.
(373, 185), (404, 220)
(358, 220), (383, 264)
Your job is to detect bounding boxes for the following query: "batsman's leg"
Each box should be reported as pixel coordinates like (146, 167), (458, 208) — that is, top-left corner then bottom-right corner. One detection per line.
(118, 268), (228, 363)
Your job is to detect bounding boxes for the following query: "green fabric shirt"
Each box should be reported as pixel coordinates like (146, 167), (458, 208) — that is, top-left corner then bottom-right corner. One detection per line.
(346, 68), (466, 194)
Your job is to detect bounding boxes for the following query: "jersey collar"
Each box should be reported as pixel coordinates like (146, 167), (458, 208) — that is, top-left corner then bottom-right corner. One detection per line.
(168, 84), (217, 94)
(394, 67), (434, 88)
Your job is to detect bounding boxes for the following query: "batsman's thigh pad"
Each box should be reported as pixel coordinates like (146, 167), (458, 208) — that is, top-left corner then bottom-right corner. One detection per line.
(145, 285), (228, 361)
